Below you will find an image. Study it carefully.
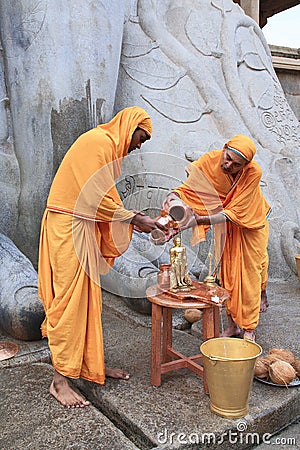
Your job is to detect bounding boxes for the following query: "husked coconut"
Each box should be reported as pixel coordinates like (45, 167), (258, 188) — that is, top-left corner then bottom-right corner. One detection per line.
(269, 348), (296, 366)
(265, 354), (280, 366)
(184, 309), (202, 323)
(269, 360), (296, 386)
(254, 357), (269, 379)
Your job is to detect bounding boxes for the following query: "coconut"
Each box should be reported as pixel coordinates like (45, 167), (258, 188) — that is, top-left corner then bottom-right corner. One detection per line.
(184, 309), (202, 323)
(292, 360), (300, 376)
(264, 354), (281, 366)
(269, 348), (296, 366)
(254, 357), (269, 379)
(269, 360), (296, 386)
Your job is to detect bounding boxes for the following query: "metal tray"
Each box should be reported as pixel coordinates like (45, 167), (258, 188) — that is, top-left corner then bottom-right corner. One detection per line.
(255, 376), (300, 388)
(0, 341), (19, 361)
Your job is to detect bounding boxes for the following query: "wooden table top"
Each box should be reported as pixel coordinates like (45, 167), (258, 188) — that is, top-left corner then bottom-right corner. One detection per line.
(146, 281), (229, 309)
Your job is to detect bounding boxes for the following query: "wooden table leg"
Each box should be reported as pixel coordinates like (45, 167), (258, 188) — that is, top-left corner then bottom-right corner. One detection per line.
(162, 307), (172, 363)
(151, 303), (163, 386)
(147, 282), (228, 392)
(213, 305), (220, 337)
(202, 307), (215, 341)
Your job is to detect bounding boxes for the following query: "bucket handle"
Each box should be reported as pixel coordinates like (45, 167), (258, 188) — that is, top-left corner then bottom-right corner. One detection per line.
(209, 354), (258, 362)
(209, 354), (237, 361)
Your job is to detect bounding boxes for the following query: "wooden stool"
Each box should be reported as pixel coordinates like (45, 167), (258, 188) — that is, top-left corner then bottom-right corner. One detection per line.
(146, 281), (229, 392)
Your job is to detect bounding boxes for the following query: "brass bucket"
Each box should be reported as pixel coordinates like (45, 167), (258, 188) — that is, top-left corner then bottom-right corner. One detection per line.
(295, 255), (300, 282)
(200, 338), (262, 418)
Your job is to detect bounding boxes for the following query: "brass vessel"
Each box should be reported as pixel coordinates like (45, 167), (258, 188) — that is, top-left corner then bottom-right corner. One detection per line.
(200, 338), (262, 418)
(204, 274), (217, 287)
(204, 252), (217, 287)
(295, 254), (300, 282)
(157, 264), (171, 290)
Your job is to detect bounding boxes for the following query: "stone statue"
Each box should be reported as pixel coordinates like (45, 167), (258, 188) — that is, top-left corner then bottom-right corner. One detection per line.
(0, 0), (299, 337)
(169, 236), (194, 292)
(0, 233), (44, 341)
(116, 0), (300, 281)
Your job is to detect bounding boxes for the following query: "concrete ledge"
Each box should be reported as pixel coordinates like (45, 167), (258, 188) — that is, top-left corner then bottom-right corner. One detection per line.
(270, 44), (300, 71)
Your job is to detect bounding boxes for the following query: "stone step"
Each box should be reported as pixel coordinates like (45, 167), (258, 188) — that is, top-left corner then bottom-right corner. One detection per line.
(1, 280), (299, 449)
(0, 363), (139, 450)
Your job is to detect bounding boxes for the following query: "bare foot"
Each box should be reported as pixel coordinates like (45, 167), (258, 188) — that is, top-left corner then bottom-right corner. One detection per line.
(50, 370), (90, 408)
(260, 289), (269, 313)
(221, 325), (241, 337)
(243, 330), (256, 342)
(221, 315), (241, 337)
(105, 367), (130, 380)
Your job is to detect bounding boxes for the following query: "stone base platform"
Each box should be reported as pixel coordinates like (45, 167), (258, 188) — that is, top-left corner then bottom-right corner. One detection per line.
(0, 279), (299, 449)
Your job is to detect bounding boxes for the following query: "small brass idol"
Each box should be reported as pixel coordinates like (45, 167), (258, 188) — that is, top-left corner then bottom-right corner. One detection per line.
(169, 236), (195, 292)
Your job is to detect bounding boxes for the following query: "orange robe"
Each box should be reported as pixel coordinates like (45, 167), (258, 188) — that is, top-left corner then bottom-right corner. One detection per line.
(174, 150), (271, 331)
(38, 106), (151, 384)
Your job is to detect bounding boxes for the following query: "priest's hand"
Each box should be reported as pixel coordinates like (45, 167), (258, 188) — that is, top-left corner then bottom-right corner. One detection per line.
(131, 213), (167, 234)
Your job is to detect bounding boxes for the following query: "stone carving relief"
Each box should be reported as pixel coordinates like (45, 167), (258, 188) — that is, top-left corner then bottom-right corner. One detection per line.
(101, 172), (208, 311)
(114, 0), (300, 280)
(0, 0), (299, 337)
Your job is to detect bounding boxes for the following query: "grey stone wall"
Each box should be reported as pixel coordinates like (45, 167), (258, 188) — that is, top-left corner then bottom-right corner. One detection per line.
(0, 0), (299, 283)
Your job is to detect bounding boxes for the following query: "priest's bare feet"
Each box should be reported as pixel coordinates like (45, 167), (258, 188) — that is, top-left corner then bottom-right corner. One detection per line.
(221, 325), (241, 337)
(221, 315), (241, 337)
(260, 289), (269, 312)
(243, 330), (256, 342)
(105, 367), (130, 380)
(50, 370), (90, 408)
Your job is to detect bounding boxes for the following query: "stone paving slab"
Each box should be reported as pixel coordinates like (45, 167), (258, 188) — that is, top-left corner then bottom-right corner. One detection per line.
(0, 363), (139, 450)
